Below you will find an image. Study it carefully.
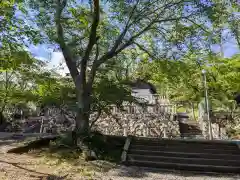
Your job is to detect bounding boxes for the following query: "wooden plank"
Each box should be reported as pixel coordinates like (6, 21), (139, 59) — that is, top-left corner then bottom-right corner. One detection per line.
(121, 136), (132, 162)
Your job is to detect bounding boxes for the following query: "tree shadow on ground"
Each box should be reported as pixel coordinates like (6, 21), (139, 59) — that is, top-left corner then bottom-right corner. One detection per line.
(113, 166), (240, 179)
(88, 160), (117, 172)
(0, 139), (17, 146)
(0, 133), (37, 147)
(0, 160), (68, 180)
(29, 147), (117, 173)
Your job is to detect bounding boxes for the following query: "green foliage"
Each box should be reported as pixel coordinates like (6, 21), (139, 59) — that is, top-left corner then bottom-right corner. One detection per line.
(0, 42), (36, 112)
(135, 50), (240, 110)
(1, 0), (239, 131)
(83, 131), (125, 162)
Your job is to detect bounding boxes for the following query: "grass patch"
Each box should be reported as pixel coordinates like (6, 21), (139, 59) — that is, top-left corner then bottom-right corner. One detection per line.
(28, 145), (117, 175)
(25, 131), (125, 175)
(6, 131), (125, 177)
(51, 131), (125, 162)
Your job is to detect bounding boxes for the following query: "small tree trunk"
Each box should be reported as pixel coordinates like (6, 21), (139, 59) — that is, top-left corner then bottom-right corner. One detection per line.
(0, 111), (4, 125)
(0, 111), (6, 126)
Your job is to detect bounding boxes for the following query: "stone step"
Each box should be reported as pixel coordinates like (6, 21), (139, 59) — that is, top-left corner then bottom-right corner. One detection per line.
(131, 140), (237, 150)
(181, 121), (199, 125)
(183, 128), (201, 131)
(181, 132), (202, 135)
(128, 149), (240, 161)
(132, 139), (238, 149)
(179, 122), (202, 134)
(180, 125), (200, 129)
(124, 160), (240, 173)
(125, 137), (240, 173)
(132, 137), (237, 147)
(130, 144), (240, 154)
(127, 154), (240, 167)
(181, 131), (202, 134)
(180, 135), (204, 139)
(181, 133), (203, 137)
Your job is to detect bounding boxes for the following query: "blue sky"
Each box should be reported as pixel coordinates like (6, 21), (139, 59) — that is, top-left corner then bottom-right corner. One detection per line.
(25, 1), (240, 75)
(30, 38), (240, 75)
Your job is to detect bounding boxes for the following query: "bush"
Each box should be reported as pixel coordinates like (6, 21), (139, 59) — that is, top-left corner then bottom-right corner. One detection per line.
(51, 131), (125, 162)
(83, 131), (125, 162)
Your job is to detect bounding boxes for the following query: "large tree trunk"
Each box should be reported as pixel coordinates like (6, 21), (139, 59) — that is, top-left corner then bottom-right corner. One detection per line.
(73, 106), (90, 147)
(73, 90), (98, 160)
(75, 100), (90, 136)
(72, 77), (92, 146)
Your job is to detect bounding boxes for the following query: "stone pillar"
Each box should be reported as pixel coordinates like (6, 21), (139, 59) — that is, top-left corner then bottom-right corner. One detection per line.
(123, 124), (128, 136)
(220, 127), (227, 139)
(105, 127), (108, 135)
(146, 126), (150, 137)
(162, 120), (168, 138)
(142, 124), (149, 137)
(211, 123), (217, 139)
(163, 126), (167, 138)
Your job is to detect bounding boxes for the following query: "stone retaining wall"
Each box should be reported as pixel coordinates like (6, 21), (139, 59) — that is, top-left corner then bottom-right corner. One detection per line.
(4, 105), (180, 138)
(91, 112), (180, 138)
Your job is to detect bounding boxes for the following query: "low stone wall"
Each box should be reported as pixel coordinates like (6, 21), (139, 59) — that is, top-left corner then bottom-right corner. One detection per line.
(91, 112), (180, 138)
(5, 105), (180, 138)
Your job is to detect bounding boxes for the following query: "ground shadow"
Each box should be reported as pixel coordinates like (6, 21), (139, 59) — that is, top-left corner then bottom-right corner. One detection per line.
(28, 147), (117, 173)
(0, 139), (17, 146)
(88, 160), (117, 173)
(0, 160), (68, 179)
(0, 133), (37, 147)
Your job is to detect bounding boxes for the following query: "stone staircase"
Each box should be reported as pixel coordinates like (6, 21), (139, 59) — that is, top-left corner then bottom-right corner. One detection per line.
(122, 136), (240, 173)
(176, 113), (203, 138)
(179, 120), (203, 138)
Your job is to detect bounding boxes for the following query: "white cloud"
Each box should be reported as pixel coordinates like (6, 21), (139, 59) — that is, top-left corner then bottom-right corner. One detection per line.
(35, 56), (48, 62)
(49, 52), (69, 76)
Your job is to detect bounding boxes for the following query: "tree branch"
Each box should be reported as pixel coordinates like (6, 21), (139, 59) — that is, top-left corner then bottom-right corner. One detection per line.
(114, 14), (198, 55)
(55, 0), (79, 81)
(96, 15), (190, 67)
(111, 114), (123, 129)
(130, 0), (184, 27)
(80, 0), (100, 93)
(94, 42), (99, 62)
(87, 2), (199, 92)
(89, 109), (101, 129)
(86, 0), (140, 89)
(186, 18), (210, 33)
(134, 42), (157, 60)
(111, 0), (140, 52)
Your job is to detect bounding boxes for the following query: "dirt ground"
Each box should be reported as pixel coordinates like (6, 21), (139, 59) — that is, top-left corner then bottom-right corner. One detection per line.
(0, 134), (115, 180)
(0, 133), (240, 180)
(1, 152), (240, 180)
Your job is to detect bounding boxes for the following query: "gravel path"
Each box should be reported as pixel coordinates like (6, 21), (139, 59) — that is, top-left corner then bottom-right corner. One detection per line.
(101, 166), (240, 180)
